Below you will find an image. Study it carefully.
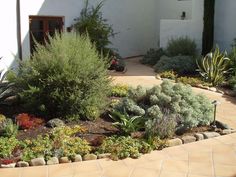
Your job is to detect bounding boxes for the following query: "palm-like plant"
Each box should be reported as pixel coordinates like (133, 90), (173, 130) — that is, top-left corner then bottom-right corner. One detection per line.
(197, 46), (231, 86)
(109, 110), (144, 135)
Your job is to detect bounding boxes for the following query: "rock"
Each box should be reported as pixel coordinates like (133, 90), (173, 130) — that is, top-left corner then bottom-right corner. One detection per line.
(30, 157), (46, 166)
(203, 132), (220, 139)
(194, 133), (204, 141)
(215, 120), (230, 130)
(216, 89), (224, 94)
(156, 75), (161, 80)
(73, 155), (82, 162)
(16, 161), (29, 167)
(59, 157), (71, 163)
(131, 131), (145, 139)
(1, 163), (16, 168)
(225, 90), (236, 97)
(209, 87), (217, 92)
(222, 129), (236, 135)
(47, 157), (59, 165)
(97, 153), (111, 159)
(83, 154), (97, 161)
(46, 118), (65, 128)
(175, 126), (188, 136)
(167, 138), (182, 147)
(181, 136), (196, 144)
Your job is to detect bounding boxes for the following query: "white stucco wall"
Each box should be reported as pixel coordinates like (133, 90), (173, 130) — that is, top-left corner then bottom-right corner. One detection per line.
(0, 1), (18, 72)
(160, 0), (204, 52)
(20, 0), (160, 59)
(215, 0), (236, 52)
(159, 0), (192, 20)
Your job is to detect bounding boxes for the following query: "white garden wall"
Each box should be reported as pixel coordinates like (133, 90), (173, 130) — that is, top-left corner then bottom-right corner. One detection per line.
(159, 0), (204, 52)
(215, 0), (236, 52)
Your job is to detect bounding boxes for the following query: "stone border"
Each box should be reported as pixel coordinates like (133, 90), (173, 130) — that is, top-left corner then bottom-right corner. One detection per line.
(168, 129), (236, 147)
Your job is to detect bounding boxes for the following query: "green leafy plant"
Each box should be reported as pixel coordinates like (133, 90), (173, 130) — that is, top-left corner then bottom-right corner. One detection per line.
(159, 70), (177, 80)
(111, 84), (129, 97)
(166, 37), (198, 57)
(109, 110), (144, 135)
(9, 32), (111, 120)
(154, 55), (197, 75)
(0, 137), (19, 158)
(176, 76), (210, 87)
(197, 46), (230, 86)
(97, 136), (151, 159)
(140, 48), (165, 66)
(2, 119), (18, 138)
(74, 0), (115, 57)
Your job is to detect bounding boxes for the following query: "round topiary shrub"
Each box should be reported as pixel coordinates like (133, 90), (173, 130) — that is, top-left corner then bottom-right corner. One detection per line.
(9, 32), (111, 120)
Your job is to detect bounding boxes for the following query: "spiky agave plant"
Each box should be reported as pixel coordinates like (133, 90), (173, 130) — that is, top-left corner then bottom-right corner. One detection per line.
(197, 46), (231, 86)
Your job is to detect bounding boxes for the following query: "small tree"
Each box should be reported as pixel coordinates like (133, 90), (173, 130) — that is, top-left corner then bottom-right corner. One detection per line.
(74, 0), (115, 58)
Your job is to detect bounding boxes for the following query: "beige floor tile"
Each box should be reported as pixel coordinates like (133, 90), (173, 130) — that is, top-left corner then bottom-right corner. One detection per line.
(0, 168), (22, 177)
(189, 152), (212, 163)
(48, 163), (74, 177)
(214, 164), (236, 177)
(130, 167), (158, 177)
(213, 152), (236, 165)
(162, 160), (188, 173)
(21, 166), (48, 177)
(144, 150), (170, 161)
(188, 175), (213, 177)
(122, 157), (149, 167)
(164, 146), (189, 161)
(73, 160), (101, 174)
(98, 159), (126, 169)
(159, 171), (186, 177)
(189, 162), (214, 176)
(74, 171), (102, 177)
(213, 144), (235, 153)
(136, 159), (163, 170)
(102, 164), (132, 177)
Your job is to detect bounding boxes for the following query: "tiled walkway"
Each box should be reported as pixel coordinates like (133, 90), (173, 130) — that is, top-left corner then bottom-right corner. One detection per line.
(1, 133), (236, 177)
(1, 57), (236, 177)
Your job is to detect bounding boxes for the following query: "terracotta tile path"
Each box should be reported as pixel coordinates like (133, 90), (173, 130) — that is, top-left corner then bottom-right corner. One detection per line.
(1, 58), (236, 177)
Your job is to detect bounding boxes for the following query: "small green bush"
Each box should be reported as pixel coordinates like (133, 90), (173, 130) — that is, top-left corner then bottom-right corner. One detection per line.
(159, 71), (177, 80)
(0, 137), (19, 158)
(10, 33), (111, 120)
(114, 80), (213, 132)
(176, 77), (209, 87)
(140, 48), (165, 66)
(1, 119), (18, 138)
(166, 37), (198, 57)
(97, 136), (152, 159)
(154, 55), (197, 75)
(111, 84), (129, 97)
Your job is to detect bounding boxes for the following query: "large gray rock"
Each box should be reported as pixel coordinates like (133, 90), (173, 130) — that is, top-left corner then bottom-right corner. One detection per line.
(167, 138), (182, 147)
(73, 155), (82, 162)
(83, 154), (97, 161)
(30, 157), (46, 166)
(16, 161), (29, 167)
(203, 132), (220, 139)
(59, 157), (71, 163)
(181, 136), (196, 144)
(47, 157), (59, 165)
(194, 133), (204, 141)
(46, 118), (65, 128)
